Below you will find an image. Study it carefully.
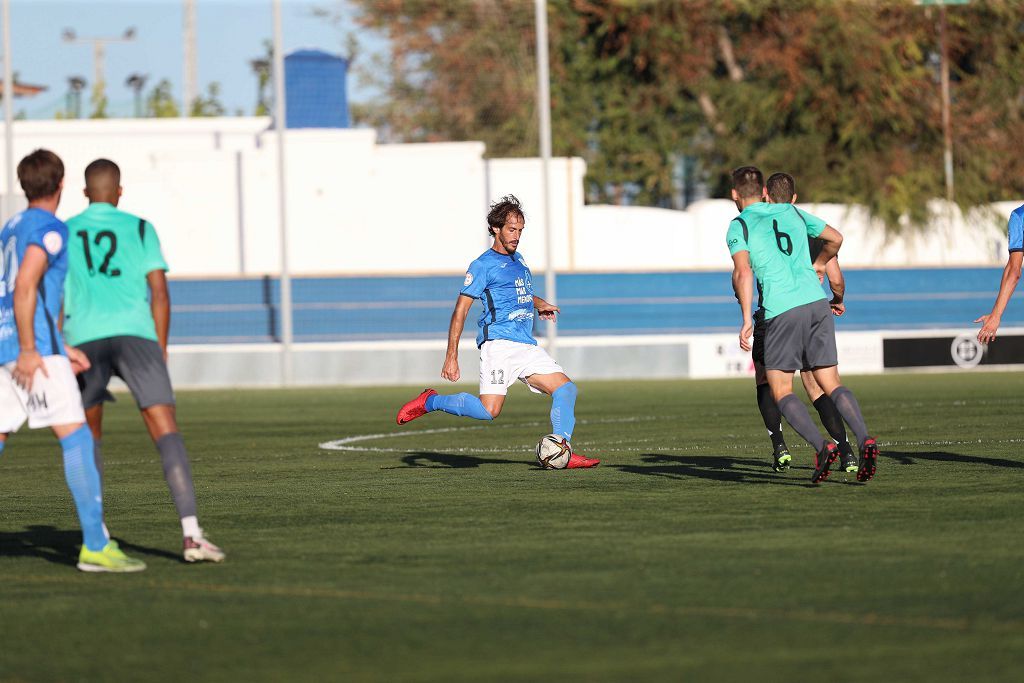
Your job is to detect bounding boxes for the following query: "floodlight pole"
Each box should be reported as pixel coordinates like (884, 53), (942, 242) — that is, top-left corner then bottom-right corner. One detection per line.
(534, 0), (556, 355)
(939, 5), (954, 204)
(2, 0), (13, 221)
(272, 0), (294, 385)
(182, 0), (197, 116)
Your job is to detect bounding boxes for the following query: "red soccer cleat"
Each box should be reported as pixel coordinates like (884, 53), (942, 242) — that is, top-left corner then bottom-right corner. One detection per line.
(396, 388), (437, 425)
(566, 452), (600, 468)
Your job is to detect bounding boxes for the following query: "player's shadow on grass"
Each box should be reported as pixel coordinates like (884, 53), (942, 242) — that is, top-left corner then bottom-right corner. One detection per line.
(0, 525), (80, 566)
(0, 525), (181, 566)
(614, 453), (818, 487)
(389, 451), (527, 469)
(885, 450), (1024, 470)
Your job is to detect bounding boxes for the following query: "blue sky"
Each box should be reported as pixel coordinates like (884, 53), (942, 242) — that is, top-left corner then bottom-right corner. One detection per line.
(4, 0), (377, 119)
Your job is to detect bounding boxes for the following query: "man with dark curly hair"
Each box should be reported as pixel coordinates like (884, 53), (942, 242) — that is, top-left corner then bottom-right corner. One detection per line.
(396, 195), (598, 469)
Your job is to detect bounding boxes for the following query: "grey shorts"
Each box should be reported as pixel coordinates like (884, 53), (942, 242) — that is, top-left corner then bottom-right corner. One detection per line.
(752, 310), (766, 365)
(763, 300), (838, 371)
(76, 336), (175, 410)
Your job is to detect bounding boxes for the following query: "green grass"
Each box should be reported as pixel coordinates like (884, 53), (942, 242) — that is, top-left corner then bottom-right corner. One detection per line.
(2, 372), (1023, 682)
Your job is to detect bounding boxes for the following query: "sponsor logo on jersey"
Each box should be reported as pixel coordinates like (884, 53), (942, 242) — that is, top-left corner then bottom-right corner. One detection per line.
(464, 272), (474, 286)
(42, 231), (63, 255)
(508, 308), (534, 322)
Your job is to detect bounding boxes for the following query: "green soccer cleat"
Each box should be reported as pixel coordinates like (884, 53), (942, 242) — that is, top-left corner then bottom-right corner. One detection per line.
(772, 446), (792, 473)
(77, 541), (147, 573)
(839, 442), (859, 473)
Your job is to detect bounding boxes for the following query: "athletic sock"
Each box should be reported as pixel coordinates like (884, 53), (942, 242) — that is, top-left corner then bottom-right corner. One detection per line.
(425, 393), (493, 420)
(181, 515), (201, 539)
(829, 386), (870, 449)
(156, 432), (198, 520)
(756, 383), (787, 451)
(60, 425), (107, 552)
(0, 439), (5, 458)
(93, 438), (104, 487)
(812, 395), (850, 447)
(776, 394), (827, 452)
(550, 382), (578, 441)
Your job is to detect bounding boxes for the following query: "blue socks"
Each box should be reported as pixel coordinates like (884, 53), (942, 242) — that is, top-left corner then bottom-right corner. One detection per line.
(60, 425), (107, 552)
(422, 383), (578, 435)
(0, 438), (5, 458)
(550, 382), (578, 441)
(425, 392), (493, 421)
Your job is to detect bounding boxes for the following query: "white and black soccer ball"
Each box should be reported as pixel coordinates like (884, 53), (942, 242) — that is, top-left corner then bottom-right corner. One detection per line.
(536, 434), (572, 469)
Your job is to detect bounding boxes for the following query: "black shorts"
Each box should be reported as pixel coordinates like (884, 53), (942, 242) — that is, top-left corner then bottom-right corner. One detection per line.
(763, 300), (838, 372)
(76, 336), (175, 410)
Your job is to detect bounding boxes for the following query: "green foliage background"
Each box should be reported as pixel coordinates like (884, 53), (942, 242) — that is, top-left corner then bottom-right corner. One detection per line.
(349, 0), (1024, 231)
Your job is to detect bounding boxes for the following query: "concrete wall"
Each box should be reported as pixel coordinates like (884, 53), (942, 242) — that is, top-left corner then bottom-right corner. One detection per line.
(0, 117), (1017, 277)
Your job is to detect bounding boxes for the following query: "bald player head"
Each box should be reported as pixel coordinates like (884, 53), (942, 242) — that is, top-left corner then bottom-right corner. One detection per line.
(83, 158), (122, 206)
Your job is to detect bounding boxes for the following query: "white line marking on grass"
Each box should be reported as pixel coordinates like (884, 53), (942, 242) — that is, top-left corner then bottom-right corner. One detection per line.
(318, 416), (665, 454)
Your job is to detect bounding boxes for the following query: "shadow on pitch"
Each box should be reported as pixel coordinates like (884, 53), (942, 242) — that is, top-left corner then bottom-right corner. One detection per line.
(613, 453), (820, 487)
(386, 451), (529, 469)
(884, 450), (1024, 470)
(0, 524), (180, 566)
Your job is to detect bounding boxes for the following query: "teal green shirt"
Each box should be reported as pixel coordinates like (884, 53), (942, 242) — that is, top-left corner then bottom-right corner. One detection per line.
(63, 203), (169, 345)
(726, 202), (826, 320)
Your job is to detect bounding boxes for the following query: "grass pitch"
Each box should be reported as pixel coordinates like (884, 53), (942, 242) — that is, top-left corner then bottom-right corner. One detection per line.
(2, 372), (1023, 682)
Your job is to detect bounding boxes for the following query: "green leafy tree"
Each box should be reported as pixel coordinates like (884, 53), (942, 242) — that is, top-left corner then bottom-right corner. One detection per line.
(145, 79), (180, 118)
(190, 82), (227, 117)
(340, 0), (1024, 230)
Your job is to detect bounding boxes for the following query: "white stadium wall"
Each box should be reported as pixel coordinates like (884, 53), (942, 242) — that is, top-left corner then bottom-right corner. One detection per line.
(2, 117), (1020, 388)
(0, 117), (1016, 277)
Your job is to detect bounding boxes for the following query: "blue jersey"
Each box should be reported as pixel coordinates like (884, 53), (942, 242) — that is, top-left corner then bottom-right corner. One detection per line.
(1008, 204), (1024, 253)
(0, 208), (69, 363)
(459, 248), (537, 347)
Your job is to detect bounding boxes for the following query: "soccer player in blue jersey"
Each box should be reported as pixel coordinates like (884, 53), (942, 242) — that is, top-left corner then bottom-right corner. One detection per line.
(975, 204), (1024, 344)
(396, 195), (599, 468)
(752, 172), (858, 474)
(0, 149), (145, 572)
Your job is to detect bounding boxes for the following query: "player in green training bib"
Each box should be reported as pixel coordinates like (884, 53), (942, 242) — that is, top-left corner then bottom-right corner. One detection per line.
(726, 165), (879, 484)
(64, 159), (225, 562)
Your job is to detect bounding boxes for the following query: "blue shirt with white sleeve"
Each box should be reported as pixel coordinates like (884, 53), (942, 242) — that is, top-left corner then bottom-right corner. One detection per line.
(459, 248), (537, 348)
(0, 208), (70, 364)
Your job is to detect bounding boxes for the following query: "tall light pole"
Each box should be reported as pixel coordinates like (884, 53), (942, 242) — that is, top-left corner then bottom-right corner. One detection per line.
(182, 0), (196, 117)
(67, 75), (86, 118)
(62, 26), (135, 117)
(917, 0), (969, 203)
(2, 0), (14, 221)
(125, 72), (147, 118)
(534, 0), (556, 355)
(272, 0), (293, 385)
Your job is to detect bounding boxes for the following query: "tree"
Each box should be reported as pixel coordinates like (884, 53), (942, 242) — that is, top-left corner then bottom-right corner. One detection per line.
(145, 79), (179, 118)
(340, 0), (1024, 230)
(190, 82), (227, 117)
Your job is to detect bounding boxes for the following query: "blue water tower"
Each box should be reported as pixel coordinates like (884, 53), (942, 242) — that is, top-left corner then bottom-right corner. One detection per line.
(284, 49), (350, 129)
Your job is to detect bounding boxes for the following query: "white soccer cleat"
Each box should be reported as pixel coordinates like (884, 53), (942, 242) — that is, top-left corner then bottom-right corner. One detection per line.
(183, 533), (226, 563)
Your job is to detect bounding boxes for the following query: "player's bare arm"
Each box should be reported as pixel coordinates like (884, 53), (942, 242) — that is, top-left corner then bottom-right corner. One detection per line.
(12, 245), (51, 391)
(442, 294), (475, 382)
(976, 250), (1023, 343)
(824, 257), (845, 316)
(811, 225), (842, 279)
(534, 295), (559, 321)
(731, 251), (754, 352)
(147, 269), (171, 360)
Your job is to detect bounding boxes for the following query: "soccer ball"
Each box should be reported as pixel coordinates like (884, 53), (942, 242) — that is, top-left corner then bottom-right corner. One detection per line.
(536, 434), (572, 469)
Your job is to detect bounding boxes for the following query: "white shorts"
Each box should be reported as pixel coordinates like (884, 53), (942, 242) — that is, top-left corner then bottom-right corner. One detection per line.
(0, 355), (86, 432)
(479, 339), (565, 396)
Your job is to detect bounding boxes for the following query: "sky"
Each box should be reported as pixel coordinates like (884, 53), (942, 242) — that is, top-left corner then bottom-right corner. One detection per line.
(3, 0), (377, 119)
